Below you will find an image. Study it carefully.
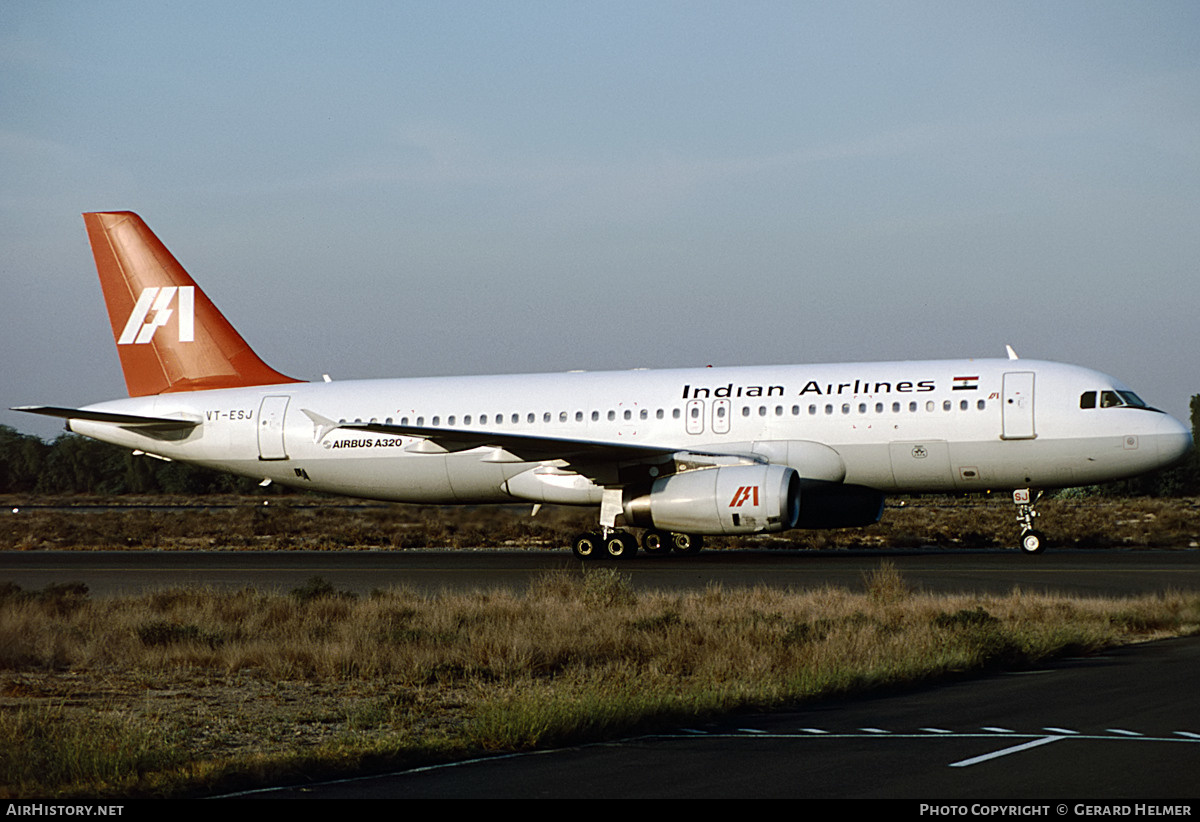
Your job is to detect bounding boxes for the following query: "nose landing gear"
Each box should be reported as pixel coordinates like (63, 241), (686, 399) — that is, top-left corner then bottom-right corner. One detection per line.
(1014, 488), (1046, 554)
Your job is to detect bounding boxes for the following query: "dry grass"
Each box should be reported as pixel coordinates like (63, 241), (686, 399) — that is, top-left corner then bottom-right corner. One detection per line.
(2, 568), (1198, 798)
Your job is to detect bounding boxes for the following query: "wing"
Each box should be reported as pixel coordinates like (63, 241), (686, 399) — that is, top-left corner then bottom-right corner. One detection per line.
(302, 409), (761, 483)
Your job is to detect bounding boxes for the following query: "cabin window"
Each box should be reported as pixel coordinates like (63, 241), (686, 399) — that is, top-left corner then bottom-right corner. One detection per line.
(943, 400), (952, 412)
(673, 408), (681, 419)
(608, 410), (616, 421)
(1101, 391), (1123, 408)
(1080, 392), (1096, 409)
(624, 409), (632, 421)
(640, 409), (648, 420)
(656, 409), (664, 419)
(431, 416), (440, 426)
(575, 411), (584, 422)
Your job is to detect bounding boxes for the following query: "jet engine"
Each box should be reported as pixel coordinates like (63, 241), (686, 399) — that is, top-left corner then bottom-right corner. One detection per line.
(794, 482), (885, 528)
(622, 464), (801, 535)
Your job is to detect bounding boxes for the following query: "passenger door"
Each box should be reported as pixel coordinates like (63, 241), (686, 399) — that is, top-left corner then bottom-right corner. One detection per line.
(1001, 372), (1036, 440)
(257, 395), (291, 460)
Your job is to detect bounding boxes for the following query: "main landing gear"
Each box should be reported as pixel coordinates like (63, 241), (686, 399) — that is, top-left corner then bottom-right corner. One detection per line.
(571, 529), (705, 560)
(1013, 488), (1047, 554)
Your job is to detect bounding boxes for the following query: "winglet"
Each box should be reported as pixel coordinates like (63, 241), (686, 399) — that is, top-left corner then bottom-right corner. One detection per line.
(83, 211), (302, 396)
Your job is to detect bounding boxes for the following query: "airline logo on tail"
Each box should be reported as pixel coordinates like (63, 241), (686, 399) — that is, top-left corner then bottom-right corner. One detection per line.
(118, 286), (194, 345)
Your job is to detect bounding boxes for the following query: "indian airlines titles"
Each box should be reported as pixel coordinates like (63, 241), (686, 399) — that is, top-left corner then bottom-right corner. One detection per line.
(681, 377), (944, 401)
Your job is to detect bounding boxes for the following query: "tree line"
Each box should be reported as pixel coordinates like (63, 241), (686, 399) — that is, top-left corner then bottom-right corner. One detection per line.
(1, 394), (1197, 496)
(0, 426), (266, 495)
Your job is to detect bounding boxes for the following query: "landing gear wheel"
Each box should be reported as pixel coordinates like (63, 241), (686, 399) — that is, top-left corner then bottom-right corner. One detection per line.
(604, 531), (638, 560)
(641, 529), (672, 556)
(1020, 530), (1047, 555)
(572, 532), (602, 560)
(671, 532), (704, 556)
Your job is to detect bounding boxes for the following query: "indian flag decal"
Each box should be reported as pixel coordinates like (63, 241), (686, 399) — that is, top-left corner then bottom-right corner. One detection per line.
(952, 376), (979, 391)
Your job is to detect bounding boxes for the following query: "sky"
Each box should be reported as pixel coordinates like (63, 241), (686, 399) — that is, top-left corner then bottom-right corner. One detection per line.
(2, 1), (1198, 441)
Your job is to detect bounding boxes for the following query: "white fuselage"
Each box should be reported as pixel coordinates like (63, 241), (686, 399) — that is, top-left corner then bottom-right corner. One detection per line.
(67, 358), (1192, 506)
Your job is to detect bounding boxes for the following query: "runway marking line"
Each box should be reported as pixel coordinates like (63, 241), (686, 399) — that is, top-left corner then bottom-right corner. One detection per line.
(949, 735), (1064, 768)
(652, 726), (1200, 771)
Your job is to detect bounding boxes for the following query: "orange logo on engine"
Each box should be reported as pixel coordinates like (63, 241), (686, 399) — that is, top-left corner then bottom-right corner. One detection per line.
(729, 486), (759, 507)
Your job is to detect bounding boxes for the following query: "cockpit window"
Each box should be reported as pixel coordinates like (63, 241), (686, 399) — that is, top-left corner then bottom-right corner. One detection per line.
(1082, 389), (1159, 412)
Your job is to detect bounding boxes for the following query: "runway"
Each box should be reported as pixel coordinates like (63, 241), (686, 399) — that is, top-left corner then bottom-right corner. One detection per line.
(2, 547), (1199, 598)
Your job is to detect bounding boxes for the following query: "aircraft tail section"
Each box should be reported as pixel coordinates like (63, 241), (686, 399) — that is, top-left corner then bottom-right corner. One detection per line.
(83, 211), (302, 396)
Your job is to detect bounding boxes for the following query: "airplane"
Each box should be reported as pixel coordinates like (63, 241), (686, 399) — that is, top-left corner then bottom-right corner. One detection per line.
(14, 212), (1193, 558)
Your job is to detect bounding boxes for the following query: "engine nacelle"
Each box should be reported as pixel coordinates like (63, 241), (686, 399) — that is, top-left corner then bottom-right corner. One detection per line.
(622, 464), (801, 535)
(795, 483), (885, 528)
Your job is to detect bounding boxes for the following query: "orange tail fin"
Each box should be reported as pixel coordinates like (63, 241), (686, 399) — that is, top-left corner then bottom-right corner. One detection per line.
(84, 211), (302, 396)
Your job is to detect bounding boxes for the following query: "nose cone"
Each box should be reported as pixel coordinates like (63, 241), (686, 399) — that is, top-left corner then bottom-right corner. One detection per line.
(1155, 413), (1194, 468)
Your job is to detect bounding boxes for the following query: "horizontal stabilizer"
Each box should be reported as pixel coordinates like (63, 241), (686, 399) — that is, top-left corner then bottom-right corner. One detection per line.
(11, 405), (202, 432)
